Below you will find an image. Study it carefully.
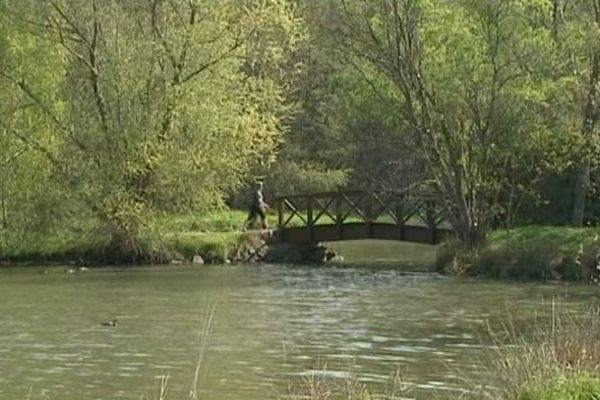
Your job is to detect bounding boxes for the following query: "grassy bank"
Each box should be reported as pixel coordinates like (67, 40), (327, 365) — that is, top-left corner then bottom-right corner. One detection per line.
(437, 226), (600, 281)
(0, 210), (260, 266)
(0, 205), (402, 266)
(5, 211), (600, 273)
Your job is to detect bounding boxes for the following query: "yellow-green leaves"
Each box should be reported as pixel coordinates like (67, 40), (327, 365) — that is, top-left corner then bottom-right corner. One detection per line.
(0, 0), (305, 249)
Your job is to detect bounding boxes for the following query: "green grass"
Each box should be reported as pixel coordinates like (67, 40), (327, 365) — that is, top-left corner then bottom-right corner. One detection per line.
(518, 374), (600, 400)
(439, 226), (600, 281)
(0, 221), (97, 264)
(153, 209), (250, 233)
(0, 209), (260, 265)
(0, 207), (342, 265)
(488, 225), (600, 254)
(7, 210), (600, 271)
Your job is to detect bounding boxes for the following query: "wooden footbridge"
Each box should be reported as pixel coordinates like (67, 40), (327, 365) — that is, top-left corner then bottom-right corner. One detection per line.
(274, 189), (453, 245)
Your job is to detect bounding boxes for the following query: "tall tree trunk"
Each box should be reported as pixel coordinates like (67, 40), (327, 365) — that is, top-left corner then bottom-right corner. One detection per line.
(571, 160), (590, 226)
(0, 187), (7, 250)
(571, 1), (600, 226)
(572, 60), (600, 225)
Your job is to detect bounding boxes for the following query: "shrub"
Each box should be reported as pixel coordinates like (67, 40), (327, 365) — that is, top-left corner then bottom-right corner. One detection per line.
(471, 239), (572, 280)
(577, 235), (600, 283)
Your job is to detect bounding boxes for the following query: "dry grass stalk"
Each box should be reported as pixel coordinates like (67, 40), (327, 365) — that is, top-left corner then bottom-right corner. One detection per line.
(188, 302), (216, 400)
(283, 362), (411, 400)
(464, 301), (600, 400)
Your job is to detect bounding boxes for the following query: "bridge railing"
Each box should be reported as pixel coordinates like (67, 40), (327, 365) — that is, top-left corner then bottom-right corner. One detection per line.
(274, 189), (448, 232)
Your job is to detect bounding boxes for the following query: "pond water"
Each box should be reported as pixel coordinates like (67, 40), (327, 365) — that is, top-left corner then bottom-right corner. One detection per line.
(0, 241), (597, 400)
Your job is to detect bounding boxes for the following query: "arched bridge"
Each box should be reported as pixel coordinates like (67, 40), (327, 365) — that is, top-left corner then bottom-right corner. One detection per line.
(274, 189), (454, 245)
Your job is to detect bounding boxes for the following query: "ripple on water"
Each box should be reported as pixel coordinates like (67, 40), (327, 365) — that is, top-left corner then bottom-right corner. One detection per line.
(357, 354), (409, 362)
(294, 370), (351, 379)
(384, 345), (434, 354)
(0, 263), (597, 400)
(371, 335), (391, 343)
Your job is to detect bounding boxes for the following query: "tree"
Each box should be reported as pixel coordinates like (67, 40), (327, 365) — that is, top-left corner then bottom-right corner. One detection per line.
(261, 0), (350, 197)
(0, 0), (304, 256)
(552, 0), (600, 226)
(335, 0), (566, 245)
(0, 2), (71, 251)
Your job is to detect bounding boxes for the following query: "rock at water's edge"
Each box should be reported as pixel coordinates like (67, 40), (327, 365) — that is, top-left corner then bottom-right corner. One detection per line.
(192, 255), (205, 265)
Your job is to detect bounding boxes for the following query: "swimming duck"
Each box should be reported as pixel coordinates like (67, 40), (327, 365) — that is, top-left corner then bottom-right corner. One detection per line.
(100, 318), (118, 327)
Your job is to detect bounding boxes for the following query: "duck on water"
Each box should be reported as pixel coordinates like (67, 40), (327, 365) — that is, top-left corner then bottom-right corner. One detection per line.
(100, 318), (118, 327)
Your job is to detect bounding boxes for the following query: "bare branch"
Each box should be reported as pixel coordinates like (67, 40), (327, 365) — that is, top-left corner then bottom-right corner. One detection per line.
(48, 13), (97, 74)
(0, 120), (63, 171)
(0, 71), (65, 130)
(150, 0), (179, 72)
(0, 71), (92, 154)
(179, 29), (249, 84)
(49, 1), (94, 53)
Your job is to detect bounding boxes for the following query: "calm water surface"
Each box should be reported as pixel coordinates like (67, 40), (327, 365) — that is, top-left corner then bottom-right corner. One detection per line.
(0, 242), (597, 400)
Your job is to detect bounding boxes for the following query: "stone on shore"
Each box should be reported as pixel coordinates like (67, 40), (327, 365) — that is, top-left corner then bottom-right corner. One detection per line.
(192, 255), (205, 265)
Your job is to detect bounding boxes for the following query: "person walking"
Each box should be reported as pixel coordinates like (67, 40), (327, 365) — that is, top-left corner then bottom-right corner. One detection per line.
(246, 181), (269, 229)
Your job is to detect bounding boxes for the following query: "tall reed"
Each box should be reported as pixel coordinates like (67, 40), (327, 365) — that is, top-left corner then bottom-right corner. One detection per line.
(464, 301), (600, 400)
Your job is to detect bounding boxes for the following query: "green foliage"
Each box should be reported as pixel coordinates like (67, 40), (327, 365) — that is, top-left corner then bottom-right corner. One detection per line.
(4, 0), (600, 259)
(329, 0), (600, 241)
(518, 374), (600, 400)
(330, 63), (419, 189)
(576, 234), (600, 282)
(488, 226), (600, 253)
(0, 3), (72, 253)
(261, 1), (351, 195)
(338, 1), (541, 240)
(267, 160), (349, 195)
(473, 241), (568, 280)
(0, 208), (249, 264)
(154, 210), (249, 234)
(0, 0), (305, 255)
(439, 226), (600, 281)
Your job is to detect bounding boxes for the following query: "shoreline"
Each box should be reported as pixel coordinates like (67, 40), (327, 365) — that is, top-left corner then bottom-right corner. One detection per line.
(3, 222), (600, 284)
(437, 226), (600, 283)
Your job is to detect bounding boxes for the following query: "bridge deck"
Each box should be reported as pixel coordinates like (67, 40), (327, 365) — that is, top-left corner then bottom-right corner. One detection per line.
(274, 189), (453, 245)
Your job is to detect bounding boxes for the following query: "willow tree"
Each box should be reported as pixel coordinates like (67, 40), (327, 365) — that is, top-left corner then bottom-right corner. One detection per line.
(0, 2), (71, 251)
(337, 0), (565, 245)
(0, 0), (303, 253)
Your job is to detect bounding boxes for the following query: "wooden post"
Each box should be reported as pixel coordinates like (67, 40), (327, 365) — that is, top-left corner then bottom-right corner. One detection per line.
(396, 196), (404, 241)
(307, 195), (314, 242)
(366, 191), (373, 238)
(426, 200), (436, 244)
(278, 198), (284, 228)
(336, 193), (342, 240)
